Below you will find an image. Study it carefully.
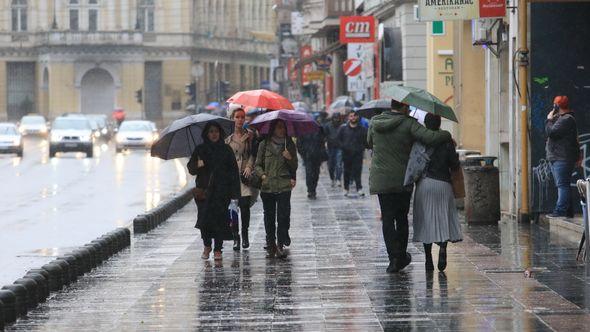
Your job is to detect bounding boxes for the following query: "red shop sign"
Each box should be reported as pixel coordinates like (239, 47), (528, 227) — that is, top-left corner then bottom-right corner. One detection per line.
(479, 0), (506, 18)
(340, 16), (376, 44)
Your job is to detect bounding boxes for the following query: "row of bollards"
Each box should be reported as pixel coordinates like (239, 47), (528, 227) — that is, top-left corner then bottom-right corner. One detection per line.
(0, 227), (131, 329)
(133, 187), (193, 234)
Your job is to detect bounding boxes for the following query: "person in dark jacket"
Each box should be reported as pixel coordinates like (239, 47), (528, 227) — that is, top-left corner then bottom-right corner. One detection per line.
(412, 114), (462, 272)
(187, 122), (241, 261)
(545, 95), (580, 217)
(255, 120), (298, 259)
(323, 113), (344, 187)
(368, 99), (451, 273)
(337, 111), (368, 196)
(297, 120), (328, 199)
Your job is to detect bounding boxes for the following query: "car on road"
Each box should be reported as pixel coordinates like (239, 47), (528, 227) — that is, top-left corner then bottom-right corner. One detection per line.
(87, 114), (114, 140)
(18, 114), (49, 137)
(0, 123), (23, 157)
(115, 120), (158, 152)
(49, 116), (94, 158)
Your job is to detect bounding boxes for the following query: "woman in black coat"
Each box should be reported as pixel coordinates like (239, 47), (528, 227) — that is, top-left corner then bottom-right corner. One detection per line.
(187, 122), (241, 261)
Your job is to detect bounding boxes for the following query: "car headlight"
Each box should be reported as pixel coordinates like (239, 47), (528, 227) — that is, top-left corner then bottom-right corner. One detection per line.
(94, 131), (101, 138)
(116, 134), (125, 143)
(101, 128), (108, 135)
(40, 127), (47, 134)
(79, 135), (91, 142)
(50, 133), (62, 142)
(13, 138), (21, 145)
(19, 127), (25, 134)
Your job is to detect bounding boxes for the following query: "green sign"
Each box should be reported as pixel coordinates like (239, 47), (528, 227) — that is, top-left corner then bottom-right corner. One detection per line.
(432, 21), (445, 35)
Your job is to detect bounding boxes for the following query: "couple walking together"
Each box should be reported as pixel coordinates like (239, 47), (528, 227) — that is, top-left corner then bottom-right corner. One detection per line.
(187, 107), (297, 261)
(369, 99), (462, 273)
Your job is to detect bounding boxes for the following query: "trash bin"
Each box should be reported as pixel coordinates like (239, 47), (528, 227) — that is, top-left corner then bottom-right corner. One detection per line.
(455, 150), (481, 210)
(463, 156), (501, 224)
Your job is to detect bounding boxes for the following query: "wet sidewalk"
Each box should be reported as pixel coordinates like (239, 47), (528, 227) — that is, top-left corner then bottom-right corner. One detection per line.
(7, 170), (590, 331)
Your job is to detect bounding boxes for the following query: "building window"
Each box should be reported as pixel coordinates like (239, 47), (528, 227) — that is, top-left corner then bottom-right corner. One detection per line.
(11, 0), (27, 32)
(138, 0), (155, 32)
(432, 21), (445, 36)
(69, 0), (79, 31)
(88, 0), (100, 32)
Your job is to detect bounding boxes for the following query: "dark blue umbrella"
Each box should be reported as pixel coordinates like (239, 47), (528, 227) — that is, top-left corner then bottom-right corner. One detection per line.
(150, 114), (234, 160)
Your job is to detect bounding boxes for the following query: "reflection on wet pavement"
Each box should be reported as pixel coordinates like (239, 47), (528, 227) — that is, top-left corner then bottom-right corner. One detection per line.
(6, 169), (590, 331)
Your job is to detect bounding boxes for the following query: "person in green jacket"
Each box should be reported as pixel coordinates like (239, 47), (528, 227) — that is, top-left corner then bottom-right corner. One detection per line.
(255, 120), (298, 259)
(368, 99), (451, 273)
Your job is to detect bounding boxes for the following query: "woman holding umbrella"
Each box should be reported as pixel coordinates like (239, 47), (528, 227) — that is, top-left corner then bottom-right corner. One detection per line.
(187, 121), (241, 261)
(254, 120), (298, 259)
(225, 104), (257, 250)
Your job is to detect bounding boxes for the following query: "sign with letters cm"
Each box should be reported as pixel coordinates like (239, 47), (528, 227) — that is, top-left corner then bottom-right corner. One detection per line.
(418, 0), (506, 21)
(339, 16), (376, 44)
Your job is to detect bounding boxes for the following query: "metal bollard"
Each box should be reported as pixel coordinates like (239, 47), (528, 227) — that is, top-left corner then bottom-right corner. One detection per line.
(0, 290), (16, 324)
(23, 273), (48, 303)
(463, 156), (501, 224)
(41, 263), (64, 292)
(12, 278), (38, 310)
(1, 285), (27, 317)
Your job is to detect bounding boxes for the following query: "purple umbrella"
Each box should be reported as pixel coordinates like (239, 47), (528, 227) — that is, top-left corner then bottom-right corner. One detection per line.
(249, 109), (319, 137)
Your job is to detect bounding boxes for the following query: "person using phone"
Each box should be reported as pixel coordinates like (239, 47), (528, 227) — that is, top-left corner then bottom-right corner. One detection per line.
(546, 95), (580, 218)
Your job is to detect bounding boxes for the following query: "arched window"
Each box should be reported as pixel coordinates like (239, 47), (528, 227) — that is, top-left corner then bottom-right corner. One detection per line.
(69, 0), (80, 31)
(138, 0), (155, 32)
(11, 0), (27, 32)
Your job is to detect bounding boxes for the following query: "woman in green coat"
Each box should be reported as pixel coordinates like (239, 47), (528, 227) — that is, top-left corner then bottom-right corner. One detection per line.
(255, 120), (298, 258)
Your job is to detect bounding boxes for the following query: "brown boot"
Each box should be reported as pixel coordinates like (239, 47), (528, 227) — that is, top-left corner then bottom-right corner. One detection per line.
(201, 246), (212, 260)
(213, 250), (222, 260)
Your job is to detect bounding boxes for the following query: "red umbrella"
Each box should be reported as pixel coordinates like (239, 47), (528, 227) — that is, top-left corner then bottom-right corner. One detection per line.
(249, 109), (318, 137)
(227, 89), (294, 111)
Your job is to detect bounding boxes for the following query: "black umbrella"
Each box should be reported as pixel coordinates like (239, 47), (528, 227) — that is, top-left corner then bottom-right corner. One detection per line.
(356, 99), (391, 119)
(151, 114), (234, 160)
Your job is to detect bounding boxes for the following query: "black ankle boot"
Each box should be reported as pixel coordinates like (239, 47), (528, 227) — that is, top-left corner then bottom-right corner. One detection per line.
(233, 234), (241, 251)
(438, 243), (447, 272)
(424, 243), (434, 271)
(242, 231), (249, 249)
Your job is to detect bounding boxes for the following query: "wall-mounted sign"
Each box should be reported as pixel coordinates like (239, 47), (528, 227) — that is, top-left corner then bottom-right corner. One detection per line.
(417, 0), (506, 21)
(340, 16), (376, 44)
(300, 45), (313, 85)
(346, 43), (374, 92)
(307, 71), (325, 81)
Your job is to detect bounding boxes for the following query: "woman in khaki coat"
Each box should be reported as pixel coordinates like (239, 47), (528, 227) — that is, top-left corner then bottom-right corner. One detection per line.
(226, 106), (257, 250)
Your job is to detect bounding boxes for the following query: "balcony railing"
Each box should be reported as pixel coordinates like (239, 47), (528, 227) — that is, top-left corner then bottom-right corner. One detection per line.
(325, 0), (355, 18)
(0, 31), (194, 48)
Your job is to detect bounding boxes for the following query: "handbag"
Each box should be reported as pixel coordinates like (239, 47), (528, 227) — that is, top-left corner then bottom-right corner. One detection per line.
(243, 140), (268, 190)
(404, 142), (433, 187)
(450, 167), (465, 198)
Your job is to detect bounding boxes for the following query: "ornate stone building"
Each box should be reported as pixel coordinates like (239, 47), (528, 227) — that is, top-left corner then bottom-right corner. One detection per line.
(0, 0), (275, 121)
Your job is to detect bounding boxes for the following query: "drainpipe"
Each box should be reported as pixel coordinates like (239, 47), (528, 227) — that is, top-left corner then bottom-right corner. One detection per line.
(518, 0), (530, 222)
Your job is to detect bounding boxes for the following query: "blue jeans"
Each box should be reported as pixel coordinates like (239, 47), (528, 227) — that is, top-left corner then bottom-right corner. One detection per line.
(551, 160), (574, 215)
(327, 147), (343, 181)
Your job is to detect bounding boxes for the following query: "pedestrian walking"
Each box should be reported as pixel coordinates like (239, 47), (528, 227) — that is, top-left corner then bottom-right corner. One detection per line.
(187, 122), (241, 261)
(368, 99), (451, 273)
(226, 105), (258, 250)
(324, 113), (343, 187)
(296, 117), (328, 199)
(255, 120), (298, 258)
(337, 111), (368, 196)
(546, 95), (581, 218)
(411, 114), (462, 272)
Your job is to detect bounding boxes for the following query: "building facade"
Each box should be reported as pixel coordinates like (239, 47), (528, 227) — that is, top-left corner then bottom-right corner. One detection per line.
(0, 0), (275, 122)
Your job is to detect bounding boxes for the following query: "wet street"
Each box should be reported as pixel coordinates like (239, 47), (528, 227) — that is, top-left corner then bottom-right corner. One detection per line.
(0, 136), (188, 286)
(6, 165), (590, 331)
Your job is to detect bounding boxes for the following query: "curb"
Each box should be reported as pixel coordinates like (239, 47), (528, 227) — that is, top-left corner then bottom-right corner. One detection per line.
(0, 227), (131, 329)
(133, 187), (193, 234)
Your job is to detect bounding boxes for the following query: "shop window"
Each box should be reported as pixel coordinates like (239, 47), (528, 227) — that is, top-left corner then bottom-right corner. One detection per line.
(381, 27), (403, 82)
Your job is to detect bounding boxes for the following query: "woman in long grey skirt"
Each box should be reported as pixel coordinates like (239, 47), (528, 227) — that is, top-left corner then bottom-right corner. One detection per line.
(412, 113), (462, 272)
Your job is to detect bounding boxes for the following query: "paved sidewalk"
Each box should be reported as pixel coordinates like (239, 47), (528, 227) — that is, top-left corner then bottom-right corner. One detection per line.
(7, 169), (590, 331)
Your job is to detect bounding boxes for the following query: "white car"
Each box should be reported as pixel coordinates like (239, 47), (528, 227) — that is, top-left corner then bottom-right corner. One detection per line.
(49, 117), (94, 158)
(0, 123), (23, 157)
(115, 120), (158, 152)
(19, 114), (48, 136)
